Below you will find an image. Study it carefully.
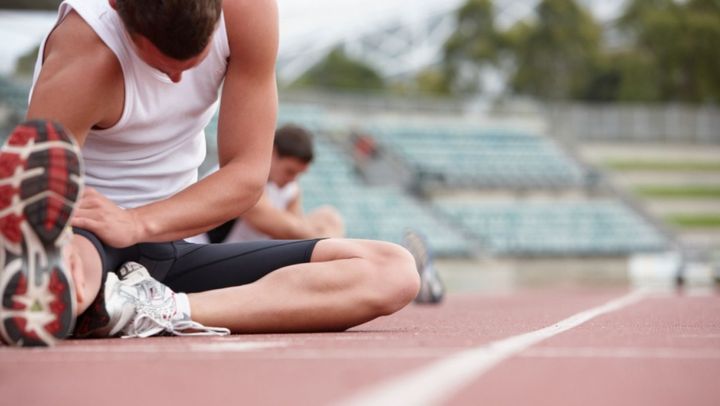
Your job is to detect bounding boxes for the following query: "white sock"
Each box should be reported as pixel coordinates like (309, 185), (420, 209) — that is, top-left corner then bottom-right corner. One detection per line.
(175, 292), (192, 320)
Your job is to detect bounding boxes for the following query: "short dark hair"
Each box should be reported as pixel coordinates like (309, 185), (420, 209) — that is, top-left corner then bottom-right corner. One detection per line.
(116, 0), (222, 60)
(274, 124), (314, 163)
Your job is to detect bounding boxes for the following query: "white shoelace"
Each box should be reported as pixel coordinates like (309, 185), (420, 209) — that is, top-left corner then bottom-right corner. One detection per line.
(117, 262), (231, 339)
(121, 293), (230, 338)
(122, 312), (168, 339)
(122, 308), (231, 338)
(170, 320), (231, 337)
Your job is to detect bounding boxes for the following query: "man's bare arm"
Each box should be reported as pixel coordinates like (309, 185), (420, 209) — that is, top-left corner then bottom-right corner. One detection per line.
(287, 191), (304, 216)
(242, 193), (321, 239)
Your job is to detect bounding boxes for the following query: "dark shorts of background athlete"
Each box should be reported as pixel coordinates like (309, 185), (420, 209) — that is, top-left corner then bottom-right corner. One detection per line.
(73, 228), (322, 294)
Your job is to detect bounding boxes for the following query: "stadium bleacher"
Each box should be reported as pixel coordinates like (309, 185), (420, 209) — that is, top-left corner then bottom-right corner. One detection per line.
(436, 199), (669, 256)
(368, 123), (588, 189)
(299, 135), (472, 257)
(0, 77), (28, 111)
(0, 77), (30, 137)
(275, 107), (672, 258)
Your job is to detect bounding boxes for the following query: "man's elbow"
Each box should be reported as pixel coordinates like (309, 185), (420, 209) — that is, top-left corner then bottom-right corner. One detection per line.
(245, 178), (266, 206)
(222, 177), (266, 220)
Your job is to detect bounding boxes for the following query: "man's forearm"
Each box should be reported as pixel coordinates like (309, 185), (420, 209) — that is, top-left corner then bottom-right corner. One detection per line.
(131, 163), (266, 243)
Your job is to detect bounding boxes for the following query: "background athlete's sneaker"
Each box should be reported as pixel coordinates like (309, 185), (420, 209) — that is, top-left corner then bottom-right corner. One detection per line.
(0, 120), (83, 346)
(403, 229), (445, 304)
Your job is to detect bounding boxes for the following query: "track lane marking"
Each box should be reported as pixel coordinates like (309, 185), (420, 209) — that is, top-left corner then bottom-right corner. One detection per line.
(337, 289), (648, 406)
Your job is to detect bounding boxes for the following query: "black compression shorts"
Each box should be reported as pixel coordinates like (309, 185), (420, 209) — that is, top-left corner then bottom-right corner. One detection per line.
(73, 228), (322, 293)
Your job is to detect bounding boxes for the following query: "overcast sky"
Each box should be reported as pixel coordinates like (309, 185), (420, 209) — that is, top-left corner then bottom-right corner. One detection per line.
(0, 0), (628, 75)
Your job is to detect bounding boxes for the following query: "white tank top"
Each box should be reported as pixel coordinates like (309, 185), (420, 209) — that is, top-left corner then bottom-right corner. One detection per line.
(225, 181), (300, 242)
(30, 0), (230, 208)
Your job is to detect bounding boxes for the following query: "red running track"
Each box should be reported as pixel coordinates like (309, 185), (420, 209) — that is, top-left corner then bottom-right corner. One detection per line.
(1, 287), (718, 406)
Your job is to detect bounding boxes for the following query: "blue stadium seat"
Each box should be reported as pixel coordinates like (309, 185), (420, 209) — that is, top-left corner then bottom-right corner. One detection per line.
(367, 123), (587, 189)
(436, 200), (669, 256)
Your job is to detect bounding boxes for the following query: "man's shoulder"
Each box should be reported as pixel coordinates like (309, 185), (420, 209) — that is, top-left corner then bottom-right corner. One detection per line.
(222, 0), (277, 17)
(33, 10), (124, 133)
(222, 0), (278, 56)
(46, 10), (119, 70)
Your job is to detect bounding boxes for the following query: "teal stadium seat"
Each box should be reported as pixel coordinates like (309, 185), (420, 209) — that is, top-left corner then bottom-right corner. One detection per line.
(299, 136), (471, 257)
(368, 124), (587, 189)
(436, 200), (669, 256)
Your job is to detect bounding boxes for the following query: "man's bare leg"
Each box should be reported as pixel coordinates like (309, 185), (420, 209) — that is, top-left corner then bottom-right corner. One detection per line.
(188, 239), (420, 333)
(64, 234), (103, 316)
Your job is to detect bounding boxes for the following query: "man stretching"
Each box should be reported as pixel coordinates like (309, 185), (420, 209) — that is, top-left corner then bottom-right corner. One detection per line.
(0, 0), (418, 346)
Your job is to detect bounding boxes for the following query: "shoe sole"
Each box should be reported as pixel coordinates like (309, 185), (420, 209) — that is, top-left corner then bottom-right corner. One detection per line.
(0, 120), (83, 346)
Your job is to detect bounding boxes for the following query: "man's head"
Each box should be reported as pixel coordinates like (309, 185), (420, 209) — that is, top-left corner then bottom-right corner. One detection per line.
(110, 0), (222, 82)
(270, 125), (314, 187)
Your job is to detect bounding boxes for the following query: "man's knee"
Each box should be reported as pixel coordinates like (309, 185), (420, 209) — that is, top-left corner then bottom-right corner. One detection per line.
(363, 241), (420, 315)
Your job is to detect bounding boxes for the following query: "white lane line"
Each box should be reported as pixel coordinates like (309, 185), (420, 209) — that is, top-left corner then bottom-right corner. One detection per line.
(522, 347), (720, 360)
(336, 289), (648, 406)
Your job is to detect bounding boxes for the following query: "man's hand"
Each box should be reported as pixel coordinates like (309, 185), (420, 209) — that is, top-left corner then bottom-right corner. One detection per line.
(71, 187), (143, 248)
(306, 206), (345, 238)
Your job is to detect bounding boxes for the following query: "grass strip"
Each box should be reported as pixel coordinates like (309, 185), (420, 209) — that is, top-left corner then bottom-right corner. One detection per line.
(634, 186), (720, 199)
(665, 214), (720, 229)
(606, 160), (720, 172)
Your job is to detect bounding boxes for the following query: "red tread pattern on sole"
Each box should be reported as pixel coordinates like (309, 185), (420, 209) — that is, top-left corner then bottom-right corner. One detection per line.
(0, 213), (24, 245)
(1, 120), (81, 346)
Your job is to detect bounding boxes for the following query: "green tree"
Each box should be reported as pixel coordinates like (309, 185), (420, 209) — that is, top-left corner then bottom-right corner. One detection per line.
(441, 0), (502, 94)
(292, 47), (385, 92)
(506, 0), (602, 100)
(584, 50), (662, 102)
(414, 68), (452, 95)
(618, 0), (720, 102)
(437, 0), (603, 100)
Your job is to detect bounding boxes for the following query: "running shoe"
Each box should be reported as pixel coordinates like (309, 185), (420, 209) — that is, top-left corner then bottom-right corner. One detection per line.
(403, 229), (445, 304)
(78, 261), (230, 338)
(0, 120), (83, 346)
(73, 272), (136, 338)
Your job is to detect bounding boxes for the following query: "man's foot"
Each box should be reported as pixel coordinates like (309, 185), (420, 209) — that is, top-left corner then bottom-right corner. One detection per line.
(403, 229), (445, 304)
(0, 120), (83, 346)
(76, 261), (230, 338)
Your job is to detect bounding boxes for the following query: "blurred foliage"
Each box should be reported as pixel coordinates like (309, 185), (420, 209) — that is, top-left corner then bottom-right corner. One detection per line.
(414, 68), (453, 95)
(292, 47), (385, 91)
(605, 159), (720, 171)
(0, 0), (61, 10)
(435, 0), (720, 103)
(441, 0), (502, 95)
(617, 0), (720, 103)
(15, 46), (40, 77)
(507, 0), (602, 100)
(634, 186), (720, 199)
